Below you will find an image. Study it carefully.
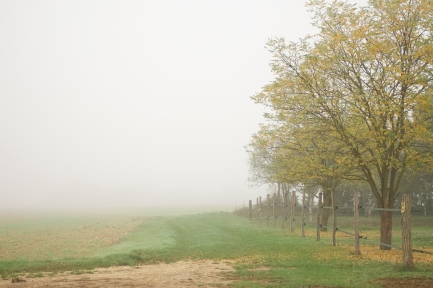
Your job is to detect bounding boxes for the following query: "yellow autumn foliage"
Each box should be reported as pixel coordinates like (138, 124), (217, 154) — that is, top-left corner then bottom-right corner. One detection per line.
(249, 0), (433, 250)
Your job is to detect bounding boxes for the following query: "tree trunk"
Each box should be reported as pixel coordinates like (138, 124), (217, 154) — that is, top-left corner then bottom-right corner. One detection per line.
(401, 194), (413, 268)
(321, 190), (332, 231)
(379, 210), (393, 250)
(277, 183), (281, 200)
(366, 169), (397, 250)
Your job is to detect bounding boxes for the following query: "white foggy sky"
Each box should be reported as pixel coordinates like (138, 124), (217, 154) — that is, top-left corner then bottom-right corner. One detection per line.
(0, 0), (367, 208)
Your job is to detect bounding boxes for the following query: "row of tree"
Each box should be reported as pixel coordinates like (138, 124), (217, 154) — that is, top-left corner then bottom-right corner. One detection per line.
(247, 0), (433, 250)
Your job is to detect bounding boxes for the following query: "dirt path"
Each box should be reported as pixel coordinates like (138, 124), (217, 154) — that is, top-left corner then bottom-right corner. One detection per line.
(0, 260), (235, 288)
(374, 277), (433, 288)
(4, 260), (432, 287)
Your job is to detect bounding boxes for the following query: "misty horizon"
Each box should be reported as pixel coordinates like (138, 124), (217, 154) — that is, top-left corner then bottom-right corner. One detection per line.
(0, 0), (366, 209)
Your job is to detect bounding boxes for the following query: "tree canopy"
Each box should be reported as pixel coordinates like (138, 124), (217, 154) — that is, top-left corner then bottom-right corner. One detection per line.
(248, 0), (433, 249)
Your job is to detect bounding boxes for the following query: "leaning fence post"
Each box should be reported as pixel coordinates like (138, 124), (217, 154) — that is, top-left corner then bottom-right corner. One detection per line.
(354, 191), (360, 255)
(249, 200), (252, 221)
(302, 191), (305, 238)
(402, 194), (413, 268)
(317, 192), (322, 241)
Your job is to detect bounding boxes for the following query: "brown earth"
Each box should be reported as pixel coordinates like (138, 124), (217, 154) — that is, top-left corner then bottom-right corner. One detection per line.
(0, 260), (235, 288)
(1, 261), (432, 287)
(375, 277), (433, 288)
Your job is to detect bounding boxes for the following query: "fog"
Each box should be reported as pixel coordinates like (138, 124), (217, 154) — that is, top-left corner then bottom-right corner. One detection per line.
(0, 1), (366, 209)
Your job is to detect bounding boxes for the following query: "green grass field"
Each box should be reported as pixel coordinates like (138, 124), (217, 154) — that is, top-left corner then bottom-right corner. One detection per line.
(0, 207), (432, 287)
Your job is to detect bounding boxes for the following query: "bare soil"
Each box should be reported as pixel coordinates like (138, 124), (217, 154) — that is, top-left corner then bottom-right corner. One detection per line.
(375, 277), (433, 288)
(0, 260), (235, 288)
(0, 212), (146, 261)
(2, 261), (432, 287)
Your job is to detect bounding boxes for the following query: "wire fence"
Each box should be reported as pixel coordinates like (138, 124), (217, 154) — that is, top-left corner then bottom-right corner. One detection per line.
(238, 193), (433, 267)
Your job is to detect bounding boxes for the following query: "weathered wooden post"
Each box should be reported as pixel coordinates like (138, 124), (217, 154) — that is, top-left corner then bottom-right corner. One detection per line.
(267, 194), (270, 226)
(290, 190), (295, 232)
(256, 198), (259, 220)
(282, 192), (287, 229)
(354, 191), (360, 255)
(259, 196), (262, 224)
(273, 193), (276, 228)
(402, 194), (413, 268)
(317, 192), (322, 241)
(302, 191), (305, 238)
(249, 200), (252, 221)
(332, 190), (337, 246)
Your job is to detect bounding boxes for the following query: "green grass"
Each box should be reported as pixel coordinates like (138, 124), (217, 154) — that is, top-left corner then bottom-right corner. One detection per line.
(0, 210), (432, 287)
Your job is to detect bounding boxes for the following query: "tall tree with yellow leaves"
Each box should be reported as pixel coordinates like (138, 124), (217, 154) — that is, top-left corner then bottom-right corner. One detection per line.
(253, 0), (433, 249)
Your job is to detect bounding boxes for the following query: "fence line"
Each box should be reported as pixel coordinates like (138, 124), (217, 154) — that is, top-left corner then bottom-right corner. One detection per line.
(247, 193), (433, 268)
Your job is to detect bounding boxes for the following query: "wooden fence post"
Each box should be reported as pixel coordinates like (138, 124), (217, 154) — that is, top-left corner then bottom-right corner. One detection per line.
(273, 193), (276, 228)
(249, 200), (252, 221)
(282, 192), (286, 229)
(259, 196), (262, 224)
(256, 198), (259, 220)
(402, 194), (413, 268)
(354, 191), (360, 255)
(267, 194), (270, 226)
(290, 190), (295, 231)
(302, 191), (305, 238)
(317, 192), (322, 241)
(332, 190), (337, 246)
